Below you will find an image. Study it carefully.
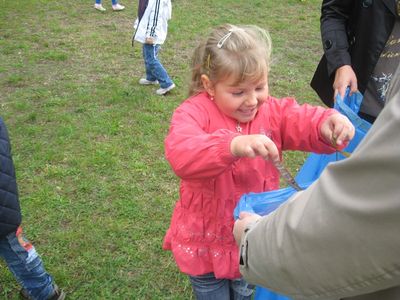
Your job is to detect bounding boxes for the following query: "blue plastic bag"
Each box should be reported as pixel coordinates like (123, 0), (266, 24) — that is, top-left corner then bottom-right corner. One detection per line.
(254, 287), (292, 300)
(234, 90), (371, 300)
(233, 184), (303, 220)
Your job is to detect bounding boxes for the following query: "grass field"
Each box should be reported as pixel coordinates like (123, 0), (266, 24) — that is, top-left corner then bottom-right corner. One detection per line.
(0, 1), (324, 299)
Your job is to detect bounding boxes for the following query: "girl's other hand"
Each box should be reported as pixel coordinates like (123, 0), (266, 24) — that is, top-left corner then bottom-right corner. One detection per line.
(230, 134), (279, 162)
(320, 113), (355, 146)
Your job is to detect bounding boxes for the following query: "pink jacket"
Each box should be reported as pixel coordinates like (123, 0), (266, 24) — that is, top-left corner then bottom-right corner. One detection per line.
(163, 92), (338, 279)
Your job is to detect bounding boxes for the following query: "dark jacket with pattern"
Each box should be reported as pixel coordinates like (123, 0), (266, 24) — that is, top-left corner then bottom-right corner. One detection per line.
(0, 118), (21, 238)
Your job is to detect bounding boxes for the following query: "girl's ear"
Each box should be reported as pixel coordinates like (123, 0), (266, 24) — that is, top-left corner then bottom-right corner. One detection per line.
(201, 74), (214, 97)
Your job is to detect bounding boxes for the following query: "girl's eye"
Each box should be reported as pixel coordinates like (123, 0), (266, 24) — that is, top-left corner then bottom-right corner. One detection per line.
(232, 91), (244, 96)
(256, 86), (265, 91)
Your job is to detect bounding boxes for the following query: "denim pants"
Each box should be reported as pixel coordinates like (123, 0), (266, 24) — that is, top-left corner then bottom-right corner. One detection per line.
(0, 227), (54, 300)
(189, 272), (255, 300)
(142, 43), (173, 89)
(95, 0), (117, 5)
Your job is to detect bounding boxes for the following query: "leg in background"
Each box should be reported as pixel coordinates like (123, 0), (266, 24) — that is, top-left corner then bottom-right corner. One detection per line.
(0, 227), (55, 300)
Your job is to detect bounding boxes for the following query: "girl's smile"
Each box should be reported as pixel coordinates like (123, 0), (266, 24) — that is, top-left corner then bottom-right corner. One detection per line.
(202, 74), (269, 123)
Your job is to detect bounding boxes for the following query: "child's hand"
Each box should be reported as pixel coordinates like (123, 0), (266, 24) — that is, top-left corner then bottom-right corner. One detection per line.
(230, 134), (279, 162)
(320, 113), (355, 146)
(145, 37), (155, 44)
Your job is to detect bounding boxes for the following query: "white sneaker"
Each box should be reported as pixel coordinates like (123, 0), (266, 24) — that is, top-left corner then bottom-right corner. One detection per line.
(112, 3), (125, 11)
(94, 4), (106, 11)
(139, 78), (159, 85)
(156, 83), (175, 95)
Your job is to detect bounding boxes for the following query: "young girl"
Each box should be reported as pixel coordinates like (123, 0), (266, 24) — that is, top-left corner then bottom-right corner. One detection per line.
(163, 24), (355, 299)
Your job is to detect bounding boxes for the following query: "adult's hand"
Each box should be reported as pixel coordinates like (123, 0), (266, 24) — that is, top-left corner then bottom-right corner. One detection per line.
(233, 212), (261, 246)
(333, 65), (358, 99)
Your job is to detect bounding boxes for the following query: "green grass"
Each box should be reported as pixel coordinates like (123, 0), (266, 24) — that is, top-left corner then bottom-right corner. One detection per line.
(0, 0), (324, 298)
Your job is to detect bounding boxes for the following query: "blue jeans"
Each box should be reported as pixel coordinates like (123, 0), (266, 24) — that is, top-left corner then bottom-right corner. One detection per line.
(96, 0), (118, 5)
(189, 273), (255, 300)
(142, 43), (173, 89)
(0, 227), (54, 300)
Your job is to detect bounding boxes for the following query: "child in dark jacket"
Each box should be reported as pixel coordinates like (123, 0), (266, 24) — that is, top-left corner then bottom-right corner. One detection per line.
(0, 117), (65, 300)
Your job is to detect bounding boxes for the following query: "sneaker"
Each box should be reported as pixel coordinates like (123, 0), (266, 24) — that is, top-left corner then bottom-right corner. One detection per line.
(139, 78), (159, 85)
(112, 3), (125, 11)
(48, 285), (66, 300)
(20, 284), (66, 300)
(156, 83), (176, 95)
(94, 3), (106, 11)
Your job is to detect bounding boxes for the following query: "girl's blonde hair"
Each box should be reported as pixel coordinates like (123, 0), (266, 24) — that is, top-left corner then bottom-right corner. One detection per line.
(189, 24), (272, 96)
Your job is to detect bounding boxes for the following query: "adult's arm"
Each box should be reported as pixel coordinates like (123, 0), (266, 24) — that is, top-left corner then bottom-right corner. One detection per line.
(320, 0), (354, 75)
(321, 1), (359, 98)
(238, 86), (400, 299)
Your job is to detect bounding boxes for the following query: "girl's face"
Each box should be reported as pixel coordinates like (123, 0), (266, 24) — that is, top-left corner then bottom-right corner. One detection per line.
(204, 74), (269, 123)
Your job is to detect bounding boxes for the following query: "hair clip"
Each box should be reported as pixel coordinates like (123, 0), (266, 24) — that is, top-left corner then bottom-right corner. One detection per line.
(206, 53), (211, 70)
(217, 30), (233, 49)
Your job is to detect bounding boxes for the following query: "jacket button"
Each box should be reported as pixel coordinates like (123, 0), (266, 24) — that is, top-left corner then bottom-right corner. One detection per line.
(362, 0), (372, 8)
(324, 39), (332, 50)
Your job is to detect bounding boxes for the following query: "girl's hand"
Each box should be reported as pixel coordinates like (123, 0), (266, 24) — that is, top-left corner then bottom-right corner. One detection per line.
(230, 134), (279, 162)
(320, 113), (355, 146)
